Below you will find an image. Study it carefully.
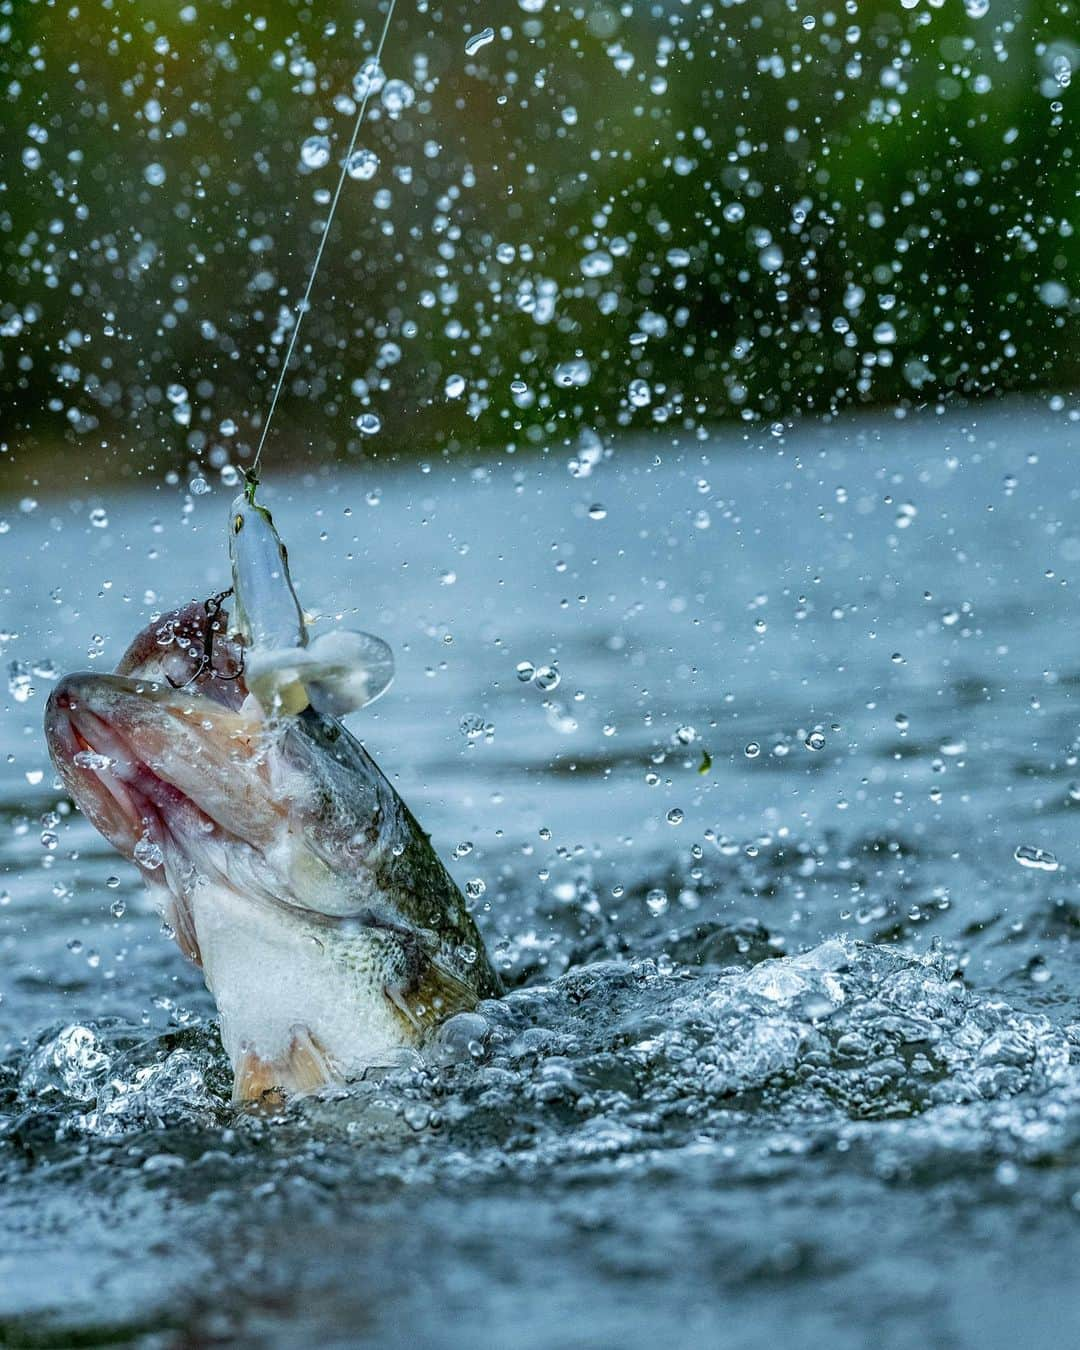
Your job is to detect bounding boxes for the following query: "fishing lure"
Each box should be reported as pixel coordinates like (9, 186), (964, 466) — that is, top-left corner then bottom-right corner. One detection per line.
(228, 472), (394, 721)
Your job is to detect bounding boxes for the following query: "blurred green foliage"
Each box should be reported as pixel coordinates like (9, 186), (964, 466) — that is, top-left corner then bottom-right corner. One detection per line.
(0, 0), (1076, 487)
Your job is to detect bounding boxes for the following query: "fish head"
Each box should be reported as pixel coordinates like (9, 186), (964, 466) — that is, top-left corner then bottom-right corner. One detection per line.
(43, 598), (395, 927)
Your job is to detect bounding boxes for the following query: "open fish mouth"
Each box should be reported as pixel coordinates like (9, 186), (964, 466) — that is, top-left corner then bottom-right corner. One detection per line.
(42, 598), (298, 941)
(44, 671), (276, 870)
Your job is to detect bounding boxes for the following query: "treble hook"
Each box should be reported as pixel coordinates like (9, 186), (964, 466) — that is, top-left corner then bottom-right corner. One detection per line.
(166, 587), (245, 689)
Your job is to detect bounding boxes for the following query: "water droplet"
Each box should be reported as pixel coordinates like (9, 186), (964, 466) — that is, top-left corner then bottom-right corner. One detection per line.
(110, 898), (126, 919)
(134, 834), (164, 870)
(352, 59), (385, 101)
(587, 504), (607, 520)
(533, 665), (560, 691)
(553, 357), (591, 388)
(144, 162), (166, 186)
(628, 378), (652, 408)
(460, 714), (494, 743)
(7, 662), (34, 702)
(89, 507), (109, 528)
(805, 731), (827, 751)
(445, 373), (466, 399)
(465, 878), (486, 900)
(465, 27), (495, 56)
(666, 808), (684, 825)
(580, 249), (613, 278)
(744, 742), (761, 758)
(516, 661), (536, 682)
(356, 411), (382, 435)
(645, 888), (668, 916)
(381, 79), (415, 116)
(346, 148), (379, 181)
(759, 244), (784, 273)
(1014, 844), (1059, 872)
(72, 750), (115, 771)
(300, 135), (332, 170)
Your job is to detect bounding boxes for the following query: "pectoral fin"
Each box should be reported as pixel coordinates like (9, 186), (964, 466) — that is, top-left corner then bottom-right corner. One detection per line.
(232, 1026), (340, 1105)
(385, 959), (480, 1038)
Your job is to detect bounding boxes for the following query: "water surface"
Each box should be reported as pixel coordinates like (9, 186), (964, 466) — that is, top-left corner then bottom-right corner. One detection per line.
(2, 403), (1080, 1347)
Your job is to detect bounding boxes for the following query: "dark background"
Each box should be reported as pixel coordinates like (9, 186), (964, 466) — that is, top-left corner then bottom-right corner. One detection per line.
(1, 0), (1076, 488)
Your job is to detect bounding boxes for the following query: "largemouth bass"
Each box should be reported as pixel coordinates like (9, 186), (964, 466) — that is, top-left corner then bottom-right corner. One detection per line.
(44, 488), (500, 1103)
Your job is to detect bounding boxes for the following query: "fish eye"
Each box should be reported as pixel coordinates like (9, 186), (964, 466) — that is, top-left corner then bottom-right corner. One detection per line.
(233, 514), (244, 534)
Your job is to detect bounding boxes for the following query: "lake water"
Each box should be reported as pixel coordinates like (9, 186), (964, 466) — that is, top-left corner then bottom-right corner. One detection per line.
(3, 402), (1080, 1347)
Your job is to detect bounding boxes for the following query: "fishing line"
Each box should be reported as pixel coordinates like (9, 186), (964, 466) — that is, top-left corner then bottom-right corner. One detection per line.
(251, 0), (401, 480)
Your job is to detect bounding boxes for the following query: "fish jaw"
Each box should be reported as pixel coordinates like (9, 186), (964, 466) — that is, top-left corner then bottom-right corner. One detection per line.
(44, 672), (285, 873)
